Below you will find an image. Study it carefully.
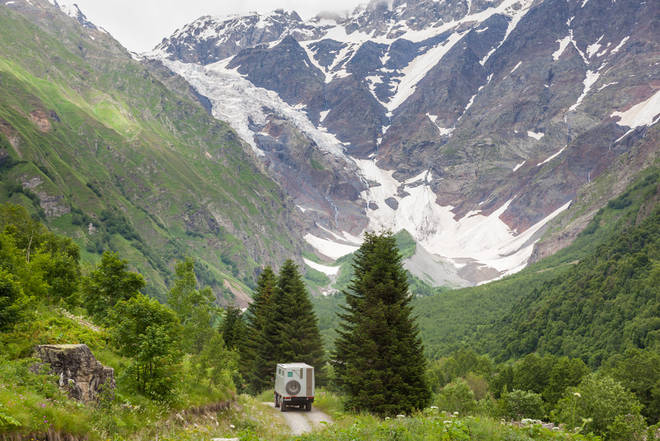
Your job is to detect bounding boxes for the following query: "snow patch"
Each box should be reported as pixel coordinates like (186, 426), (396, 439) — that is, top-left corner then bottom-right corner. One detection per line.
(598, 81), (618, 91)
(510, 61), (522, 74)
(538, 145), (567, 166)
(610, 89), (660, 128)
(304, 233), (359, 260)
(513, 160), (526, 171)
(586, 35), (604, 58)
(527, 130), (544, 140)
(569, 70), (600, 111)
(303, 258), (340, 276)
(386, 31), (466, 112)
(426, 113), (454, 136)
(552, 36), (571, 61)
(610, 36), (629, 55)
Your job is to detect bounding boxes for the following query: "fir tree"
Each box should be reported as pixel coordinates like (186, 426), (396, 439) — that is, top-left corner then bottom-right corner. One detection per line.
(243, 267), (277, 393)
(250, 261), (325, 392)
(333, 231), (430, 415)
(221, 304), (245, 351)
(273, 260), (325, 374)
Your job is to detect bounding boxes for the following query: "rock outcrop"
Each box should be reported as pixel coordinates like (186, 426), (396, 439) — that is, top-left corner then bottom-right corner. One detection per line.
(35, 344), (115, 402)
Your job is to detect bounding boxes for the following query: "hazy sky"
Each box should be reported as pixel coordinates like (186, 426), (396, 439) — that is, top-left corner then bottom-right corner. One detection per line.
(67, 0), (365, 53)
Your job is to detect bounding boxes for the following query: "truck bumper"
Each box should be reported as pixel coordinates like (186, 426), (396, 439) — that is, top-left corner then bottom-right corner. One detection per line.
(282, 396), (314, 404)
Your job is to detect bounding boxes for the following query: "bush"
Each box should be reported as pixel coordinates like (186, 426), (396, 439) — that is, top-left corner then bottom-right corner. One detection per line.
(499, 389), (544, 420)
(435, 378), (476, 414)
(552, 374), (645, 438)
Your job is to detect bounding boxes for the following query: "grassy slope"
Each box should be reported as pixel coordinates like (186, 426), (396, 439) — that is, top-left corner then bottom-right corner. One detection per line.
(0, 2), (300, 301)
(0, 305), (234, 439)
(414, 167), (659, 360)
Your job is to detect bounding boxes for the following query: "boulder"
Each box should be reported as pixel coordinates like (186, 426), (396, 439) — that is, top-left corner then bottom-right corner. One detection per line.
(35, 344), (114, 402)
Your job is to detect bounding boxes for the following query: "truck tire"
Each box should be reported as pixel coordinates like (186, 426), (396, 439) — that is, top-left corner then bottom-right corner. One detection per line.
(285, 380), (301, 395)
(281, 401), (287, 412)
(275, 393), (280, 408)
(305, 402), (312, 411)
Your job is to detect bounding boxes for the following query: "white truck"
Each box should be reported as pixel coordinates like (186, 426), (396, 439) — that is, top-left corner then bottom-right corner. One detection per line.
(274, 363), (314, 412)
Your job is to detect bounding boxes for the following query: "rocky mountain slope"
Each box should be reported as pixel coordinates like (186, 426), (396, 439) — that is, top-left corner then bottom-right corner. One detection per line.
(153, 0), (659, 287)
(0, 0), (304, 304)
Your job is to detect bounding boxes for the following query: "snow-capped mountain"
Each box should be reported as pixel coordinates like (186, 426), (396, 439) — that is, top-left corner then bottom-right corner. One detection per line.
(152, 0), (659, 287)
(46, 0), (101, 31)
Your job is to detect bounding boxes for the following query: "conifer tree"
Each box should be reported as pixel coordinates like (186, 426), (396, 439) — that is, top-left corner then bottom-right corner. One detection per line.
(250, 261), (325, 392)
(272, 260), (325, 373)
(333, 231), (430, 415)
(221, 304), (245, 351)
(243, 267), (277, 392)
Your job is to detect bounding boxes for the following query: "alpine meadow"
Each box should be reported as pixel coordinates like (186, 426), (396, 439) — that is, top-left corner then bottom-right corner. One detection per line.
(0, 0), (658, 440)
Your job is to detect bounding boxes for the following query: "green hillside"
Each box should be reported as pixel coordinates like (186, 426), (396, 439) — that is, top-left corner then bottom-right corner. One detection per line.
(415, 167), (659, 362)
(0, 1), (300, 302)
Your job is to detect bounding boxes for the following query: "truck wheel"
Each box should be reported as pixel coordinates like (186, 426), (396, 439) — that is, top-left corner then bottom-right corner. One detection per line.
(275, 394), (280, 408)
(306, 402), (312, 412)
(281, 401), (287, 412)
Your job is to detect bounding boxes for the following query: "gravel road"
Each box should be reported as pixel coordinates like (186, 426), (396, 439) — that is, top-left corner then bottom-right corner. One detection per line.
(262, 402), (333, 435)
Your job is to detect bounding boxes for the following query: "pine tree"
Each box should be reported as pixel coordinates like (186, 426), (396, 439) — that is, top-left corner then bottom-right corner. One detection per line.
(221, 305), (245, 351)
(272, 260), (325, 374)
(249, 261), (325, 392)
(333, 231), (430, 415)
(243, 267), (277, 392)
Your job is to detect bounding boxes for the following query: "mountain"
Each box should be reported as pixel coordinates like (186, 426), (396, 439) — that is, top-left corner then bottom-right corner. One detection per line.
(152, 0), (659, 288)
(0, 0), (304, 304)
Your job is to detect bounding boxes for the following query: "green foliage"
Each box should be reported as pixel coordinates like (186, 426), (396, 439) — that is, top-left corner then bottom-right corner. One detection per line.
(500, 389), (545, 420)
(197, 332), (238, 388)
(111, 294), (182, 399)
(243, 267), (276, 393)
(427, 348), (494, 392)
(0, 356), (96, 435)
(293, 410), (602, 441)
(271, 260), (326, 376)
(221, 305), (245, 351)
(0, 269), (30, 332)
(394, 229), (417, 259)
(552, 374), (644, 439)
(496, 208), (660, 366)
(435, 378), (476, 414)
(602, 348), (660, 423)
(304, 266), (331, 288)
(333, 231), (431, 415)
(83, 251), (145, 320)
(167, 258), (218, 354)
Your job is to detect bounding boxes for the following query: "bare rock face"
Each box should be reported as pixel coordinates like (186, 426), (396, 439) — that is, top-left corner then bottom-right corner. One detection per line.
(35, 344), (115, 402)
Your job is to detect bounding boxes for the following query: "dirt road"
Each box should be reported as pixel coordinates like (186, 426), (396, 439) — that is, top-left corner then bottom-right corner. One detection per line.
(262, 402), (333, 435)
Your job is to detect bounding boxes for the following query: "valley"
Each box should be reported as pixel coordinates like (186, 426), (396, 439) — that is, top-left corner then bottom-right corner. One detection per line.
(0, 0), (657, 440)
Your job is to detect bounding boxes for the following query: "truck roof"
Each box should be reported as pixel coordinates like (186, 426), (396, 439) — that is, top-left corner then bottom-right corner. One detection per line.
(277, 362), (313, 369)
